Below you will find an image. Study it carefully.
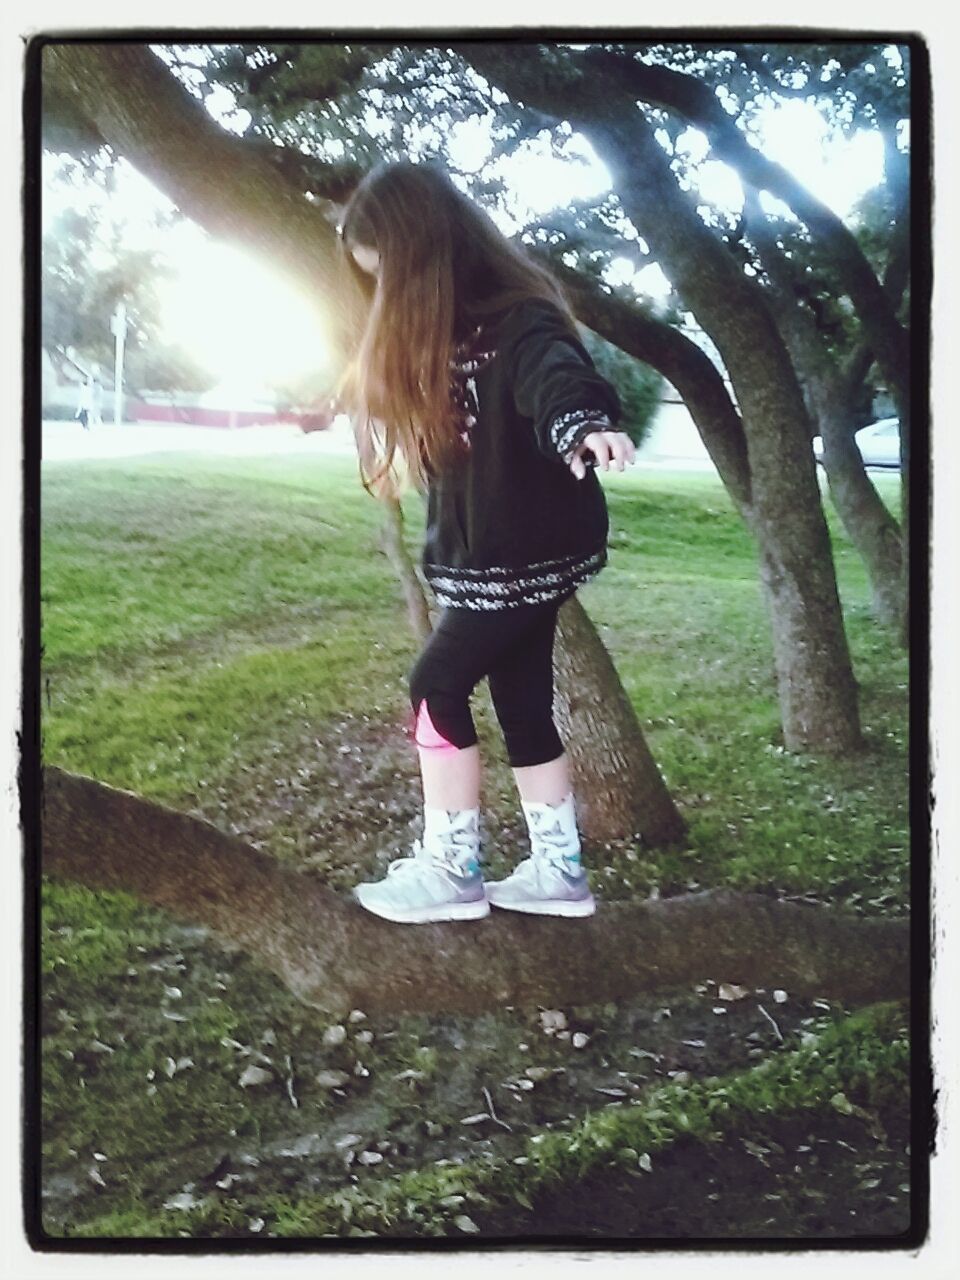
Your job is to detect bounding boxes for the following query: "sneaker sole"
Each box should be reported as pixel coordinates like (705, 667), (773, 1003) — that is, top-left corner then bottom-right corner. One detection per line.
(487, 895), (596, 918)
(353, 889), (491, 924)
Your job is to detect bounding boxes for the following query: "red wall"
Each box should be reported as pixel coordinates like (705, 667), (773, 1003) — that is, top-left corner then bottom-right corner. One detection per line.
(127, 401), (333, 431)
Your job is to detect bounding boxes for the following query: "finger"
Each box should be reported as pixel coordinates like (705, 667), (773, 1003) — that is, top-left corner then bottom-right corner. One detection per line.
(604, 433), (627, 471)
(615, 433), (634, 469)
(610, 432), (635, 466)
(587, 434), (612, 470)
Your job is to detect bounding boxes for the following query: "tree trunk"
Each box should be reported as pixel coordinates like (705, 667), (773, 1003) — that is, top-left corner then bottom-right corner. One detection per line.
(819, 428), (905, 628)
(740, 187), (906, 632)
(589, 112), (864, 754)
(552, 595), (687, 845)
(376, 497), (433, 646)
(756, 545), (864, 753)
(41, 766), (909, 1014)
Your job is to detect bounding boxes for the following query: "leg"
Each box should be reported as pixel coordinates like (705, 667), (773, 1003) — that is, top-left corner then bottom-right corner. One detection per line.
(352, 605), (551, 924)
(486, 597), (596, 917)
(513, 750), (573, 806)
(408, 603), (560, 809)
(486, 598), (567, 790)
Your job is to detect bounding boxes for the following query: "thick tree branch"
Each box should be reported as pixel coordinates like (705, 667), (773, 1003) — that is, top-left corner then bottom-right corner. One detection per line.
(41, 766), (909, 1015)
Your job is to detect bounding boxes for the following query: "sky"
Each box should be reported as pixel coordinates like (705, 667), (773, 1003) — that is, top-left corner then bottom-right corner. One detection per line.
(41, 48), (899, 400)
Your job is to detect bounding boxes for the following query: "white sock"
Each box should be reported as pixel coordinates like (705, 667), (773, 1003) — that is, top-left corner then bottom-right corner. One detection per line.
(520, 791), (582, 863)
(422, 806), (481, 868)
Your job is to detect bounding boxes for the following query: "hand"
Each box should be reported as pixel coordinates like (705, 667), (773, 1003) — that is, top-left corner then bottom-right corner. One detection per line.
(568, 428), (636, 480)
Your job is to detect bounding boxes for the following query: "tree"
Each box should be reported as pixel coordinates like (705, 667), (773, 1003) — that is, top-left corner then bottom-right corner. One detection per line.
(42, 192), (216, 397)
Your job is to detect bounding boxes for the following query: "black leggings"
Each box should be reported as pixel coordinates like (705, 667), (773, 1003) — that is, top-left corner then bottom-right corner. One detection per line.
(408, 598), (569, 769)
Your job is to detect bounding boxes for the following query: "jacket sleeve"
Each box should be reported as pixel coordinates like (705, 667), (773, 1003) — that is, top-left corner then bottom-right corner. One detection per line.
(509, 302), (622, 466)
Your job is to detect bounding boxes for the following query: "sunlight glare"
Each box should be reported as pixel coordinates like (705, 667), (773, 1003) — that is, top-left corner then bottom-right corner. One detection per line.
(156, 233), (333, 388)
(748, 99), (884, 219)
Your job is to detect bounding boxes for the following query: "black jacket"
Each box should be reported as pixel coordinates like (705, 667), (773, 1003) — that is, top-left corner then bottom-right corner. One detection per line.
(421, 297), (622, 609)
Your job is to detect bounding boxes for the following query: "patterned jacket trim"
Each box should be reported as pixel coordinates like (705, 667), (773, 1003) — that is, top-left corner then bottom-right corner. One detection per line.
(550, 407), (615, 461)
(425, 550), (606, 610)
(424, 547), (606, 596)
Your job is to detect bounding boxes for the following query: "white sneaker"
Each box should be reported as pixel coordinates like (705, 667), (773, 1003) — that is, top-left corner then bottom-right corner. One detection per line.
(486, 792), (596, 917)
(353, 839), (490, 924)
(353, 808), (490, 924)
(485, 849), (596, 917)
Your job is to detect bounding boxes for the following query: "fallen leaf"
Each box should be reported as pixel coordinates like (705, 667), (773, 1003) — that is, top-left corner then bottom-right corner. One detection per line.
(539, 1010), (567, 1034)
(717, 983), (749, 1001)
(163, 1191), (198, 1211)
(315, 1069), (350, 1089)
(238, 1065), (273, 1088)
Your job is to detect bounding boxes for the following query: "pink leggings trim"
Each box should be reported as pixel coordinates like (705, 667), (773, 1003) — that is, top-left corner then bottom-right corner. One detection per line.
(413, 698), (461, 752)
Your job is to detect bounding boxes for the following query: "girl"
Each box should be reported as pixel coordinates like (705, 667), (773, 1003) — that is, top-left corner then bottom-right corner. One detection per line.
(335, 159), (635, 925)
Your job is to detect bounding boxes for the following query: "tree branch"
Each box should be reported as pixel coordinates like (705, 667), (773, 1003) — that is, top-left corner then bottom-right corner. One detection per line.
(41, 766), (909, 1016)
(42, 43), (350, 337)
(454, 42), (910, 423)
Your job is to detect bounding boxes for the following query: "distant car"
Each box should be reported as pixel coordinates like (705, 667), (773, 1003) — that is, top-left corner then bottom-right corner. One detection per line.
(813, 418), (901, 470)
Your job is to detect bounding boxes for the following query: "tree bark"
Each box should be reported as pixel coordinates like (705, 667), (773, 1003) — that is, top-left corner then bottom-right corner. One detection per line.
(553, 596), (687, 845)
(41, 766), (909, 1014)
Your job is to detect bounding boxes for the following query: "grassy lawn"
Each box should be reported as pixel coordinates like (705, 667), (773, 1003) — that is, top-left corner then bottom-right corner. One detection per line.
(38, 452), (911, 1239)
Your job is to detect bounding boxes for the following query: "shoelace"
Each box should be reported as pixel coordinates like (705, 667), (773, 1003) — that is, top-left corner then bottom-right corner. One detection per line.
(385, 837), (476, 880)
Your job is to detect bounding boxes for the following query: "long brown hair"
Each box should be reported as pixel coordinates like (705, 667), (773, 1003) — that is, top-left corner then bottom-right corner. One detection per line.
(334, 159), (578, 501)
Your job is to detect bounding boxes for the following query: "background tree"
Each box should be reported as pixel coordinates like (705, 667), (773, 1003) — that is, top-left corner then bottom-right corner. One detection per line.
(42, 181), (216, 397)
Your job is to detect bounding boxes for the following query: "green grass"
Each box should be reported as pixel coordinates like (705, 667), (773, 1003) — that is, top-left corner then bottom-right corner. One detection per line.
(38, 451), (909, 1238)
